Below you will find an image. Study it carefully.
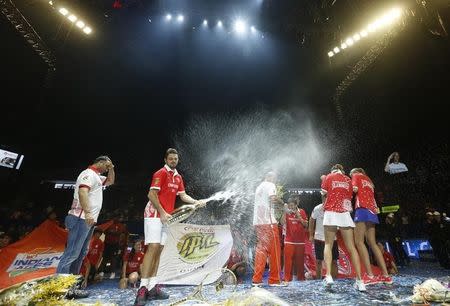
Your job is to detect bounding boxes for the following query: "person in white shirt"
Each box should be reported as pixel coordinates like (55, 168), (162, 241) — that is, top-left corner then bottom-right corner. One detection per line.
(57, 156), (115, 277)
(384, 152), (408, 175)
(309, 200), (338, 280)
(251, 172), (285, 286)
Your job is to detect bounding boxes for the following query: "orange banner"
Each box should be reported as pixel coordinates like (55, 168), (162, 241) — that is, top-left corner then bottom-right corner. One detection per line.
(0, 219), (113, 291)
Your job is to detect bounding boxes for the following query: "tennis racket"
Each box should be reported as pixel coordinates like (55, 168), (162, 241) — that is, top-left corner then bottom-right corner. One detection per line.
(168, 268), (237, 305)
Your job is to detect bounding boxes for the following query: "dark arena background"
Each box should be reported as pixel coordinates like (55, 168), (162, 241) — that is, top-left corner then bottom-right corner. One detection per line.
(1, 0), (450, 305)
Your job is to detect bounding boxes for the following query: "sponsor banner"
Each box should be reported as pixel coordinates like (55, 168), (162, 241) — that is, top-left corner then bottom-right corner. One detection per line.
(0, 149), (18, 169)
(0, 219), (113, 291)
(157, 224), (233, 285)
(381, 205), (400, 213)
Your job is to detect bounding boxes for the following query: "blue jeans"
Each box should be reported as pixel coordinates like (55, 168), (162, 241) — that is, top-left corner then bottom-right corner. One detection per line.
(56, 214), (94, 274)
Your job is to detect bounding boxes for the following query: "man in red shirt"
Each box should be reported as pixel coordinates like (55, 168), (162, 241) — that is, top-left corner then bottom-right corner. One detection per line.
(134, 148), (205, 306)
(281, 198), (308, 282)
(321, 164), (365, 291)
(80, 228), (104, 288)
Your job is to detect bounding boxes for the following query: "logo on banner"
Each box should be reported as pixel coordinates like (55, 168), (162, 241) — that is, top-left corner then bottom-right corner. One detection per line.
(6, 247), (63, 277)
(177, 232), (220, 263)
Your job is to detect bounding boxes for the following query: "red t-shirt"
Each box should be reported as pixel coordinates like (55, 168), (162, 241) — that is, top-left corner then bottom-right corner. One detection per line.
(105, 222), (127, 244)
(144, 165), (185, 218)
(352, 173), (378, 213)
(321, 172), (353, 213)
(383, 250), (395, 269)
(87, 237), (104, 265)
(227, 248), (242, 269)
(284, 209), (308, 244)
(123, 250), (145, 274)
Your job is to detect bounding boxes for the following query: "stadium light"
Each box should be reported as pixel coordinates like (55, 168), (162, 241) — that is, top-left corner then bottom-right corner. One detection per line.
(59, 8), (68, 16)
(177, 14), (184, 22)
(251, 26), (256, 33)
(68, 15), (77, 22)
(83, 27), (92, 35)
(49, 1), (53, 5)
(234, 20), (247, 34)
(333, 47), (340, 53)
(217, 20), (223, 27)
(327, 7), (403, 57)
(203, 19), (208, 26)
(328, 51), (334, 57)
(76, 20), (85, 28)
(165, 14), (172, 21)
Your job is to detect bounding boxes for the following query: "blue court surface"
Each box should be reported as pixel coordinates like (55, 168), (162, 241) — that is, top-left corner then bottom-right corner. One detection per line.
(79, 261), (450, 305)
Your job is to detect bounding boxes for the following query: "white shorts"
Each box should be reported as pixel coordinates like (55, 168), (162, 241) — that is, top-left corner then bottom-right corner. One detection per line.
(323, 211), (355, 228)
(144, 218), (167, 245)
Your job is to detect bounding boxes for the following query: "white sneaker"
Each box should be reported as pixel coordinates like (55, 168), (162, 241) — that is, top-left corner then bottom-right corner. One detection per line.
(354, 279), (367, 292)
(323, 275), (334, 288)
(109, 272), (116, 279)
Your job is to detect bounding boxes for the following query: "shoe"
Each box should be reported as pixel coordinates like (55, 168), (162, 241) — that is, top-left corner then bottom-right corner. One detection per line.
(66, 288), (89, 299)
(362, 274), (380, 286)
(323, 275), (334, 288)
(109, 272), (116, 279)
(252, 282), (263, 287)
(133, 286), (149, 306)
(354, 279), (367, 292)
(147, 285), (170, 300)
(378, 275), (393, 284)
(268, 281), (288, 287)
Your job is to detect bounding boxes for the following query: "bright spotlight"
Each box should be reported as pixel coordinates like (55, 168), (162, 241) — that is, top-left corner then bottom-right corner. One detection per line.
(341, 43), (347, 49)
(217, 20), (223, 27)
(203, 19), (208, 26)
(59, 8), (68, 16)
(392, 8), (402, 18)
(76, 20), (85, 28)
(333, 47), (340, 53)
(353, 34), (361, 41)
(345, 38), (354, 46)
(83, 27), (92, 34)
(360, 30), (368, 37)
(328, 51), (334, 57)
(177, 14), (184, 22)
(165, 14), (172, 21)
(234, 20), (247, 34)
(49, 1), (53, 5)
(68, 14), (77, 22)
(250, 25), (256, 33)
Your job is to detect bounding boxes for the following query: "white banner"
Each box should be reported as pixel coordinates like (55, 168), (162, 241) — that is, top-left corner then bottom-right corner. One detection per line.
(6, 252), (63, 277)
(157, 223), (233, 285)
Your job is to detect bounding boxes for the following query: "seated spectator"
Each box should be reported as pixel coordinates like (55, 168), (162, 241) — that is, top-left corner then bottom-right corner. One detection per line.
(80, 228), (105, 288)
(0, 233), (12, 249)
(377, 242), (398, 275)
(119, 240), (145, 289)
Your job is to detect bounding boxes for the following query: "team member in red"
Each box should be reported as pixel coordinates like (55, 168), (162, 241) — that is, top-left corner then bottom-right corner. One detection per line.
(377, 242), (398, 274)
(321, 164), (366, 291)
(80, 228), (104, 288)
(351, 168), (392, 284)
(281, 198), (308, 282)
(134, 148), (205, 306)
(120, 240), (145, 289)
